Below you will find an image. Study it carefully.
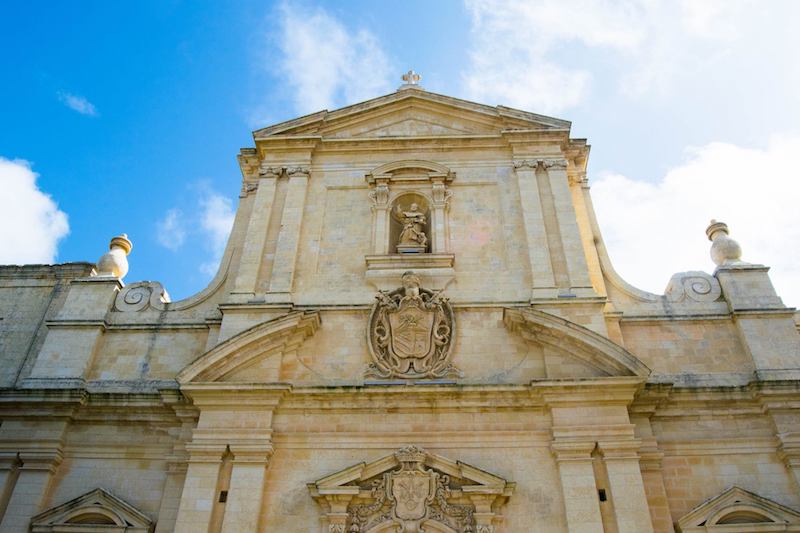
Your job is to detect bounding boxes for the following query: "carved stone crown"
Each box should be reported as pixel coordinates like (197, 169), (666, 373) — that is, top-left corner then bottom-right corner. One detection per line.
(395, 445), (427, 465)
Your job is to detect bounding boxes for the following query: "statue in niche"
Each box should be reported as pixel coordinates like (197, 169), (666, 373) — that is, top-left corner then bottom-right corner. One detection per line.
(395, 202), (428, 253)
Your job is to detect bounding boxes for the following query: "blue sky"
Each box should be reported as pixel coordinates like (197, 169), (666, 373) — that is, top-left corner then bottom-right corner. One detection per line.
(1, 0), (799, 306)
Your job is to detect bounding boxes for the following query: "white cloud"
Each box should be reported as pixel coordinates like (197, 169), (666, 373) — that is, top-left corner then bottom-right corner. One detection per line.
(0, 158), (69, 264)
(461, 0), (781, 112)
(462, 0), (643, 112)
(157, 188), (235, 277)
(592, 136), (800, 307)
(198, 192), (235, 276)
(276, 3), (393, 115)
(156, 208), (186, 251)
(57, 91), (98, 116)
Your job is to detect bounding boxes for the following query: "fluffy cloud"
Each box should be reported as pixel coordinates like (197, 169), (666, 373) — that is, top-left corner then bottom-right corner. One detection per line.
(156, 208), (186, 251)
(156, 188), (235, 277)
(0, 158), (69, 264)
(277, 3), (394, 114)
(57, 92), (98, 116)
(198, 192), (235, 276)
(592, 136), (800, 307)
(461, 0), (785, 112)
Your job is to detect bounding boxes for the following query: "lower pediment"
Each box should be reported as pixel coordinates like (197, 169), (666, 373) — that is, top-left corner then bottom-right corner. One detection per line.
(309, 445), (514, 533)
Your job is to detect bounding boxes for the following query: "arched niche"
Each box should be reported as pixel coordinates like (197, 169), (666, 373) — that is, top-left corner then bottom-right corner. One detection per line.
(389, 191), (432, 253)
(364, 160), (456, 291)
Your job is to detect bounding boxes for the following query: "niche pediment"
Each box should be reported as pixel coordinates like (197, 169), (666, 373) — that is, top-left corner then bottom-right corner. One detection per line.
(504, 308), (650, 378)
(30, 488), (153, 533)
(677, 486), (800, 532)
(309, 445), (514, 533)
(176, 311), (320, 383)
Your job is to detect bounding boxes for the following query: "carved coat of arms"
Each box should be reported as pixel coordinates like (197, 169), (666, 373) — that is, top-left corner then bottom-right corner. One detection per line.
(367, 271), (458, 379)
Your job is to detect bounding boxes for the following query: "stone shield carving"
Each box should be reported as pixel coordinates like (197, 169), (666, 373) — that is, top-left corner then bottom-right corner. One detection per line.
(367, 271), (458, 379)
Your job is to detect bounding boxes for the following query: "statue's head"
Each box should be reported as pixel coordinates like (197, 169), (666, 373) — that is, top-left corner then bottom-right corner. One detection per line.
(401, 271), (421, 289)
(409, 202), (418, 211)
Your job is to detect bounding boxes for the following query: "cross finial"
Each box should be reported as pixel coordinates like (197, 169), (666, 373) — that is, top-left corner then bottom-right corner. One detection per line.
(399, 69), (423, 90)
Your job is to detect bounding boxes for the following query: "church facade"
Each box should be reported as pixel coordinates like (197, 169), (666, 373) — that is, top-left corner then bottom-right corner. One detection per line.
(1, 75), (799, 532)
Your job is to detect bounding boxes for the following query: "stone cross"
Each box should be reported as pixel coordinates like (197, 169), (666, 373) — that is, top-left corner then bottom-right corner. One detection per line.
(402, 69), (421, 85)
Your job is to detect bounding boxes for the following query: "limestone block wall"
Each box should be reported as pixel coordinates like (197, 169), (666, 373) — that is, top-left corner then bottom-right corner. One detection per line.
(0, 264), (94, 387)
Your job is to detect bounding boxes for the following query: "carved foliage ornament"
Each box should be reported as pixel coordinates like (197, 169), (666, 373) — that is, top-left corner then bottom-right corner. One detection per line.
(367, 272), (458, 379)
(347, 446), (477, 533)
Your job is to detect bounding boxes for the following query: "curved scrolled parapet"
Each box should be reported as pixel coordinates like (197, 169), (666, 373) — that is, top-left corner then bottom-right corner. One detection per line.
(111, 247), (234, 313)
(114, 281), (171, 312)
(664, 271), (722, 303)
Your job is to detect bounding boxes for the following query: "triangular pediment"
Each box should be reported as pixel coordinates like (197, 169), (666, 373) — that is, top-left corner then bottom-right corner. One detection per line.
(504, 308), (651, 378)
(309, 446), (513, 533)
(677, 486), (800, 532)
(31, 488), (153, 532)
(254, 88), (570, 139)
(176, 311), (320, 383)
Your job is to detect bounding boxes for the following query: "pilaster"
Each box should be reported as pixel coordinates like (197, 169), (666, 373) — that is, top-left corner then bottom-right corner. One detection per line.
(512, 160), (557, 299)
(230, 167), (280, 302)
(265, 166), (310, 303)
(543, 159), (595, 297)
(551, 441), (604, 533)
(173, 384), (288, 533)
(23, 277), (120, 388)
(369, 177), (391, 255)
(430, 176), (452, 253)
(599, 440), (655, 533)
(173, 446), (227, 533)
(715, 263), (800, 378)
(220, 447), (273, 533)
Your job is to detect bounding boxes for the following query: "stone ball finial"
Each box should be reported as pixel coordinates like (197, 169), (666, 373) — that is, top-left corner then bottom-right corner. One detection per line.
(706, 220), (742, 266)
(95, 233), (133, 279)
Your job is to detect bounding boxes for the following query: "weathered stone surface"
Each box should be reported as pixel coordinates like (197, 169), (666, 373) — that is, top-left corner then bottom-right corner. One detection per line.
(0, 76), (798, 532)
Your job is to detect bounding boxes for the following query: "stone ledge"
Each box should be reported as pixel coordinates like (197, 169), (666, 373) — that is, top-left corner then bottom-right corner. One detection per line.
(365, 253), (455, 291)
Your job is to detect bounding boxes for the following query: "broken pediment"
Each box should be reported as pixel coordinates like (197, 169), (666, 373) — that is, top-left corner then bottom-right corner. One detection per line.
(503, 308), (650, 378)
(176, 311), (320, 383)
(677, 486), (800, 532)
(309, 445), (514, 533)
(253, 89), (570, 140)
(30, 488), (154, 533)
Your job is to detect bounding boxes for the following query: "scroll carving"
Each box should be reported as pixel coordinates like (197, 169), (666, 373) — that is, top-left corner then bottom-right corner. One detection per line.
(114, 281), (170, 312)
(665, 271), (722, 303)
(513, 158), (568, 170)
(367, 272), (459, 379)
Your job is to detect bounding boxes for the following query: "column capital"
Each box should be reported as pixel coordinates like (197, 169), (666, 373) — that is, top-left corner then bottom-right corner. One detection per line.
(598, 439), (643, 460)
(258, 164), (283, 178)
(286, 166), (310, 178)
(551, 440), (596, 462)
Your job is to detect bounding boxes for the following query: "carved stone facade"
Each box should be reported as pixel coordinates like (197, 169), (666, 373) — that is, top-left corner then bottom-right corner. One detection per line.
(367, 272), (457, 379)
(0, 77), (799, 533)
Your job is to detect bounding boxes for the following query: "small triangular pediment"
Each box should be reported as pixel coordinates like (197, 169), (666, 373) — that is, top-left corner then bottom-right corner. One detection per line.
(254, 89), (570, 139)
(176, 311), (320, 383)
(30, 488), (153, 532)
(310, 445), (512, 495)
(677, 486), (800, 532)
